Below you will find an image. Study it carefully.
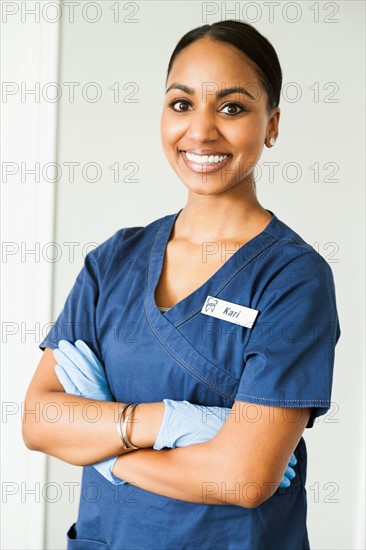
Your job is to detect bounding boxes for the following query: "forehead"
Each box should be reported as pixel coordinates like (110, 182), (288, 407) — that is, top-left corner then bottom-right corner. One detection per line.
(167, 37), (261, 90)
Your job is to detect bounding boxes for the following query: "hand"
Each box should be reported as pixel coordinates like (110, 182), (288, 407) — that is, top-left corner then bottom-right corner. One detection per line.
(53, 340), (123, 485)
(281, 453), (297, 488)
(154, 399), (297, 489)
(53, 340), (113, 401)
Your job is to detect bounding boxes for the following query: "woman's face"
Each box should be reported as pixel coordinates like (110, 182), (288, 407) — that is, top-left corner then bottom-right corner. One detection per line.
(160, 36), (280, 196)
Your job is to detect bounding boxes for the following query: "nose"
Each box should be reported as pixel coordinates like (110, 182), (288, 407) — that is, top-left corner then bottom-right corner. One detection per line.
(185, 107), (220, 142)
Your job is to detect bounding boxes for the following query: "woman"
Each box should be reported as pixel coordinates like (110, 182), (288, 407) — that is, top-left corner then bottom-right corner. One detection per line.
(23, 20), (341, 549)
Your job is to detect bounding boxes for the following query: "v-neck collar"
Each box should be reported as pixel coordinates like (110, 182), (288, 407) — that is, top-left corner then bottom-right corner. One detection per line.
(145, 208), (279, 329)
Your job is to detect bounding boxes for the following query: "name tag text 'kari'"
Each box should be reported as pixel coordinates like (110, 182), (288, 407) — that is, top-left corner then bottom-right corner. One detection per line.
(201, 295), (259, 329)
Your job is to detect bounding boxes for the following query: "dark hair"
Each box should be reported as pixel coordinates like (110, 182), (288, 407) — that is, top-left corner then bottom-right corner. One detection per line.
(165, 20), (282, 114)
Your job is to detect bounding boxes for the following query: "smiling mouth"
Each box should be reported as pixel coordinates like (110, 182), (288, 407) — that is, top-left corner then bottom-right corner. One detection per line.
(179, 150), (232, 174)
(179, 150), (232, 165)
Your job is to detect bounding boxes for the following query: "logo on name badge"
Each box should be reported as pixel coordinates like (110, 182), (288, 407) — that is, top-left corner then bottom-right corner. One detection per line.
(201, 295), (259, 329)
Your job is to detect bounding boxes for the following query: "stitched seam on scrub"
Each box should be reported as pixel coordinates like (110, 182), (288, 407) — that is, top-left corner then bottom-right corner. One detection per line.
(158, 317), (240, 383)
(175, 235), (279, 328)
(145, 218), (166, 299)
(145, 306), (236, 400)
(235, 393), (330, 403)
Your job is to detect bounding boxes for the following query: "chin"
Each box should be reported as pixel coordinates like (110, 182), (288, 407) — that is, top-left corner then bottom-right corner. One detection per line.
(180, 180), (230, 197)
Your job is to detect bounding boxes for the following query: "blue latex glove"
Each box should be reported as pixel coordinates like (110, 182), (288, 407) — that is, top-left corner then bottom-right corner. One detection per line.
(53, 340), (123, 485)
(154, 399), (297, 489)
(53, 340), (114, 401)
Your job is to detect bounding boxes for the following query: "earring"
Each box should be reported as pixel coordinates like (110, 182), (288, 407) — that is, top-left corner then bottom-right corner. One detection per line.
(269, 137), (276, 146)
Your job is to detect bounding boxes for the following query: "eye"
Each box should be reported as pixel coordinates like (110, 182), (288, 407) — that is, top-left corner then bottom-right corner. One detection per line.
(168, 99), (191, 112)
(220, 102), (247, 116)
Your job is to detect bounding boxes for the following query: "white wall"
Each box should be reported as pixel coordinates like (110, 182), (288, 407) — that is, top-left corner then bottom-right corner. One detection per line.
(2, 2), (364, 549)
(1, 4), (60, 548)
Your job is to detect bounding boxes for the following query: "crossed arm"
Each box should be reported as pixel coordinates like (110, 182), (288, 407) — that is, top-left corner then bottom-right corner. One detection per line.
(22, 347), (311, 508)
(111, 402), (309, 507)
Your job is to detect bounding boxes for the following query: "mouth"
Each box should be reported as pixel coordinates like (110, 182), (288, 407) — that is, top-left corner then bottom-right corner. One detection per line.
(179, 150), (232, 174)
(179, 150), (231, 164)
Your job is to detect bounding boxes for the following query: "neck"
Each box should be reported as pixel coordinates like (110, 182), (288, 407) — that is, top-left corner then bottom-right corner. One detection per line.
(174, 186), (272, 243)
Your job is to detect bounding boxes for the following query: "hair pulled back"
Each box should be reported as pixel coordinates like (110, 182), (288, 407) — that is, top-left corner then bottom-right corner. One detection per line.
(166, 20), (282, 114)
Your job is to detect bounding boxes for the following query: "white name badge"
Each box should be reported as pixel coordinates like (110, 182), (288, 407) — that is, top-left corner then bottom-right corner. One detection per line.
(201, 295), (259, 329)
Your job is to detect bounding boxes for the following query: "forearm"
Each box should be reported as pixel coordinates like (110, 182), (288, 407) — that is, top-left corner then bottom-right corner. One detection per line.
(23, 392), (165, 466)
(112, 442), (255, 508)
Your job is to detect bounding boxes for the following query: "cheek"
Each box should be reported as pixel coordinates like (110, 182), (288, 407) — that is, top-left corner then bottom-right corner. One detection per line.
(160, 116), (182, 164)
(232, 123), (264, 156)
(161, 111), (186, 145)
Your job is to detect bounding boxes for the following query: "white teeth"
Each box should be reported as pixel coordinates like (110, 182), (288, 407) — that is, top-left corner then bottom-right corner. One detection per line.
(184, 152), (228, 164)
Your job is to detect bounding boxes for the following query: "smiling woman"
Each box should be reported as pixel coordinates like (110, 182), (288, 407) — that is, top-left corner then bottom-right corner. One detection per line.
(22, 19), (341, 550)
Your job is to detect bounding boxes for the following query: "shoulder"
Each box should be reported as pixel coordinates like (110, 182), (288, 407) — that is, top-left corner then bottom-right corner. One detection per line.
(252, 214), (341, 342)
(253, 212), (340, 321)
(83, 212), (174, 282)
(263, 211), (336, 285)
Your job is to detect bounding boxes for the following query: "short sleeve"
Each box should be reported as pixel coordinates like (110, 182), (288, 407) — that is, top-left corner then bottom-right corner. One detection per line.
(39, 230), (122, 360)
(235, 250), (341, 429)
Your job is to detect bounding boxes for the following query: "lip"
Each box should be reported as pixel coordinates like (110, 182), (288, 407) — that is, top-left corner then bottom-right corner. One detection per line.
(180, 149), (231, 156)
(180, 150), (232, 174)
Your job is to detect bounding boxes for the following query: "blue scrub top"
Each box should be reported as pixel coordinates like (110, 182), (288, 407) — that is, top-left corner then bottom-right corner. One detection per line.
(39, 209), (341, 550)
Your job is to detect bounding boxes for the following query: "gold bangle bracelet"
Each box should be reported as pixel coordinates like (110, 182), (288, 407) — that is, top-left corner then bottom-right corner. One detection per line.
(117, 403), (132, 449)
(122, 403), (139, 450)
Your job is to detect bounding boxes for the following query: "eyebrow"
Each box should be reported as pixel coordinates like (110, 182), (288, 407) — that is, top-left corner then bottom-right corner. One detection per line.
(165, 82), (256, 101)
